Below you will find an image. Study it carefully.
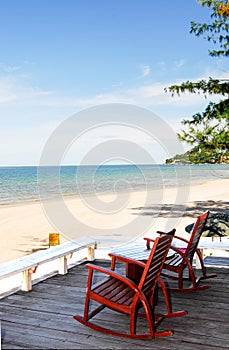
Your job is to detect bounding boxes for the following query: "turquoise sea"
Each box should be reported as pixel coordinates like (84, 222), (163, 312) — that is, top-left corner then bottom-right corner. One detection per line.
(0, 164), (228, 206)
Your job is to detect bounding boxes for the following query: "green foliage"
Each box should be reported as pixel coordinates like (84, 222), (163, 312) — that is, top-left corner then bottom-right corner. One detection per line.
(165, 145), (229, 164)
(164, 0), (229, 164)
(165, 77), (229, 97)
(178, 100), (229, 151)
(192, 0), (229, 57)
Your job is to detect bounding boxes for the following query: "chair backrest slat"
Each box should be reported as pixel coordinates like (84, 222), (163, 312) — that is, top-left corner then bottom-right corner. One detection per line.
(139, 230), (175, 295)
(185, 211), (209, 262)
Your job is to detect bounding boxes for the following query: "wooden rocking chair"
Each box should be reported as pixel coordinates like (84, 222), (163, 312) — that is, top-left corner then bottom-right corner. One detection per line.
(145, 211), (217, 292)
(73, 231), (187, 339)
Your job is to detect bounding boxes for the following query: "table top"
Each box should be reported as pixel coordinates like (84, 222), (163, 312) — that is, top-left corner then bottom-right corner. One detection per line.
(110, 244), (174, 261)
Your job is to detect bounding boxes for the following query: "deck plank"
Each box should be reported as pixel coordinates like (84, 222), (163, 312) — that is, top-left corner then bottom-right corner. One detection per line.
(1, 260), (229, 349)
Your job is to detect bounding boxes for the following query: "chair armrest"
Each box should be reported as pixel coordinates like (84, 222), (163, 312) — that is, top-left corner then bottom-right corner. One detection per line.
(86, 263), (139, 291)
(143, 237), (155, 250)
(173, 235), (189, 244)
(173, 236), (204, 256)
(169, 245), (186, 256)
(144, 229), (176, 249)
(108, 253), (146, 269)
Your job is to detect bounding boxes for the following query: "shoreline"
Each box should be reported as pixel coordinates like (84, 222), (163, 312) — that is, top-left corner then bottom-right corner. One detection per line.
(0, 178), (228, 264)
(0, 176), (220, 209)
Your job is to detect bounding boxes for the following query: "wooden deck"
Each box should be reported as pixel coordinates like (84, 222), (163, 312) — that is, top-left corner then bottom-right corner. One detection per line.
(1, 260), (229, 349)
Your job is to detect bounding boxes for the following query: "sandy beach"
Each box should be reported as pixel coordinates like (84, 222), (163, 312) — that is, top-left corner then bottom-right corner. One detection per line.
(0, 178), (228, 264)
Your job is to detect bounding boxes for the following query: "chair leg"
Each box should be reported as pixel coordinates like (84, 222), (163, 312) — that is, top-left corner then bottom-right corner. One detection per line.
(130, 309), (137, 336)
(181, 262), (210, 292)
(165, 264), (211, 292)
(83, 268), (93, 321)
(83, 292), (90, 321)
(195, 249), (217, 280)
(178, 270), (184, 291)
(157, 278), (187, 318)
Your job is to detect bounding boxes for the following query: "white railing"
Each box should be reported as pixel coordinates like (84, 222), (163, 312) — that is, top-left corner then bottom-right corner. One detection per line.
(0, 240), (97, 298)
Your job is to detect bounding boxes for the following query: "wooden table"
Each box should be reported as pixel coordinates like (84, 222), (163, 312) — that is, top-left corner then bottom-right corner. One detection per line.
(110, 244), (174, 283)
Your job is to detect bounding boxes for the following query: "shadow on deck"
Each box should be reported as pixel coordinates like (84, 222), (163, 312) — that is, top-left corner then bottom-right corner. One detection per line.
(1, 260), (229, 350)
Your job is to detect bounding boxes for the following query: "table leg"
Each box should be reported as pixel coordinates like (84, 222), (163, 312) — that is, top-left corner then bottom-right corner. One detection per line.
(126, 263), (144, 284)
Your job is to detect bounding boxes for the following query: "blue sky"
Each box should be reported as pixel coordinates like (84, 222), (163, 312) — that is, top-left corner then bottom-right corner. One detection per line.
(0, 0), (228, 165)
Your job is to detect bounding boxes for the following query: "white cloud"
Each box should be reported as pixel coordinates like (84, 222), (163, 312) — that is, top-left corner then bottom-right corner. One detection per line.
(62, 123), (180, 165)
(173, 59), (186, 69)
(3, 65), (21, 73)
(139, 64), (151, 77)
(0, 121), (60, 165)
(69, 81), (216, 110)
(0, 62), (22, 73)
(0, 75), (53, 104)
(0, 67), (225, 114)
(0, 75), (220, 119)
(158, 61), (166, 72)
(111, 81), (123, 88)
(0, 77), (18, 103)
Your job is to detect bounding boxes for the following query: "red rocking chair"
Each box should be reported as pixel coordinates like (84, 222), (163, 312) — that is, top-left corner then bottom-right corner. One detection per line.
(73, 231), (187, 339)
(145, 211), (217, 292)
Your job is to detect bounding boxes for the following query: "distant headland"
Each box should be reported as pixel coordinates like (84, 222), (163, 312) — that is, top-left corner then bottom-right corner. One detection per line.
(165, 146), (229, 165)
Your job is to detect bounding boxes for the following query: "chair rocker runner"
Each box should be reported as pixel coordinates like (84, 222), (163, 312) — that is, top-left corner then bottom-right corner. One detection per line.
(146, 211), (217, 292)
(73, 231), (187, 339)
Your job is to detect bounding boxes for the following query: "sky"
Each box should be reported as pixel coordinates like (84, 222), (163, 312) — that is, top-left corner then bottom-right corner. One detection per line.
(0, 0), (228, 166)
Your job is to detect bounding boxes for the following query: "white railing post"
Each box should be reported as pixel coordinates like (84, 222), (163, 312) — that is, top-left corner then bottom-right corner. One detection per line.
(58, 256), (68, 275)
(87, 245), (95, 261)
(21, 269), (33, 291)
